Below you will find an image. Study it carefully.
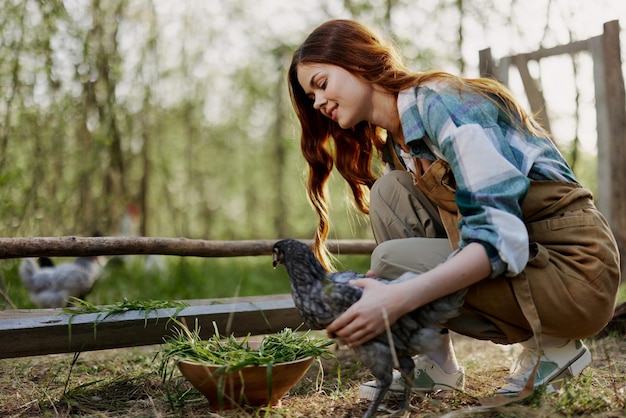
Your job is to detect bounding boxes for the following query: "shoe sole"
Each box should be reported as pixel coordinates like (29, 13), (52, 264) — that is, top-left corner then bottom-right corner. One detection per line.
(359, 382), (460, 401)
(549, 346), (592, 390)
(497, 346), (592, 394)
(359, 385), (382, 401)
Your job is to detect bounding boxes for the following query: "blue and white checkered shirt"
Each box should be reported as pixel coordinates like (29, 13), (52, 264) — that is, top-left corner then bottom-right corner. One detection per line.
(396, 82), (578, 277)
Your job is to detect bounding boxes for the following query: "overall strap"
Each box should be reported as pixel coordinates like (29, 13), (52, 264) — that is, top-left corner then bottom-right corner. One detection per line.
(410, 158), (461, 249)
(411, 157), (544, 405)
(385, 137), (462, 248)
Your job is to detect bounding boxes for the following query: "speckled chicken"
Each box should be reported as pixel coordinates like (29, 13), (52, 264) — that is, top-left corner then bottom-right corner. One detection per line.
(272, 238), (466, 418)
(19, 256), (103, 308)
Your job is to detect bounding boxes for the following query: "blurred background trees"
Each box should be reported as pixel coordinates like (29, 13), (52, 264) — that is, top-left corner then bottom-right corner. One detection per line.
(0, 0), (622, 241)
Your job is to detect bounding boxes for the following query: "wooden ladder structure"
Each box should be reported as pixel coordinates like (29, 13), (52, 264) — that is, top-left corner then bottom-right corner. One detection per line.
(478, 20), (626, 275)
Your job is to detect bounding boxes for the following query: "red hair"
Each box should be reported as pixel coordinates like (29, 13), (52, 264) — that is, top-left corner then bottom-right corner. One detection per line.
(288, 19), (548, 270)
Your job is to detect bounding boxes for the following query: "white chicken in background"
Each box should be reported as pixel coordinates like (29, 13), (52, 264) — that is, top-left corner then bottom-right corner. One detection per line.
(19, 256), (103, 308)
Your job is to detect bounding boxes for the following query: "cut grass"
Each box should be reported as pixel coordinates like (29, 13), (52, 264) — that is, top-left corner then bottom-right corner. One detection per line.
(58, 297), (191, 348)
(157, 323), (334, 412)
(157, 322), (333, 381)
(62, 297), (190, 319)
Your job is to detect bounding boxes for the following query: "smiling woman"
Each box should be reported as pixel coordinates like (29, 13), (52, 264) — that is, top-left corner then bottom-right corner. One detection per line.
(285, 19), (621, 414)
(296, 63), (381, 129)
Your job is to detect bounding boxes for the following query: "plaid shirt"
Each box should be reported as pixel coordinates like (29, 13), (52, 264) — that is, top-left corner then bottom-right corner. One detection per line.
(396, 82), (578, 277)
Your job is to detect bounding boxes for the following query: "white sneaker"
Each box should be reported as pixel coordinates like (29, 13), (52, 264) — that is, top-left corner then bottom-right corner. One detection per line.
(359, 356), (465, 401)
(497, 339), (592, 394)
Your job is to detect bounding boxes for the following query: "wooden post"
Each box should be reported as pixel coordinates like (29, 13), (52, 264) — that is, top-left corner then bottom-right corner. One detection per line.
(479, 48), (495, 78)
(512, 55), (551, 134)
(590, 20), (626, 272)
(478, 48), (510, 84)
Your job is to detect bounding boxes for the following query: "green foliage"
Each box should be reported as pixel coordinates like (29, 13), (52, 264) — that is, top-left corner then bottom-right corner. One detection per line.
(0, 0), (376, 242)
(94, 255), (296, 302)
(0, 0), (607, 248)
(559, 139), (598, 196)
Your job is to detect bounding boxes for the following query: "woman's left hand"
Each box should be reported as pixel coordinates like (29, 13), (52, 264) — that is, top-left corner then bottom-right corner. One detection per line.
(326, 277), (408, 347)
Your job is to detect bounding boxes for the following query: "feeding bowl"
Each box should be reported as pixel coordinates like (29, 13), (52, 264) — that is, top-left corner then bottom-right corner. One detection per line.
(177, 341), (314, 410)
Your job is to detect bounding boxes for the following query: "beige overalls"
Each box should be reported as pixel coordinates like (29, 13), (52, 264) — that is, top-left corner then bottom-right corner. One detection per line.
(369, 158), (620, 345)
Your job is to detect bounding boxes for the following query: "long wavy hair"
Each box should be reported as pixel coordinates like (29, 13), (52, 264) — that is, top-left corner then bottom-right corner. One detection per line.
(288, 19), (547, 270)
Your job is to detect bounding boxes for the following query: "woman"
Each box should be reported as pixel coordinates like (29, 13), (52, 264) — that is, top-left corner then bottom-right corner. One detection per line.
(287, 19), (620, 398)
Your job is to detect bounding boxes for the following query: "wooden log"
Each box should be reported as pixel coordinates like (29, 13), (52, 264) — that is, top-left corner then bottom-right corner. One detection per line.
(0, 237), (376, 259)
(0, 294), (304, 359)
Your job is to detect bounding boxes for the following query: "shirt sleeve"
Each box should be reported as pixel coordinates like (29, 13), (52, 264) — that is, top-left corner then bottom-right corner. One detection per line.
(408, 84), (531, 277)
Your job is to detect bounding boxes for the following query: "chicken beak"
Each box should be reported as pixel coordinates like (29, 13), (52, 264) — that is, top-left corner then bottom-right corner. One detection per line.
(272, 253), (281, 269)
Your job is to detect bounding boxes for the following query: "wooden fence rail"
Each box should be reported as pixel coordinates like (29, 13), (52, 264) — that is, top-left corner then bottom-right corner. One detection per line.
(0, 236), (376, 259)
(0, 237), (376, 359)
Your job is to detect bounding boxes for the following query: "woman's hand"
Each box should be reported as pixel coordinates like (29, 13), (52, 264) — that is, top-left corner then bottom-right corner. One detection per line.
(326, 277), (411, 347)
(325, 242), (492, 348)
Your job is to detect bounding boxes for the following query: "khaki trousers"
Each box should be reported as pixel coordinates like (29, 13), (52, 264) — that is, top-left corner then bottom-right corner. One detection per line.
(369, 170), (621, 344)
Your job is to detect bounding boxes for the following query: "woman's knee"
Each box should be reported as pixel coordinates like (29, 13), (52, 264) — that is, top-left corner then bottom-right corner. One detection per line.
(370, 238), (451, 279)
(370, 171), (446, 240)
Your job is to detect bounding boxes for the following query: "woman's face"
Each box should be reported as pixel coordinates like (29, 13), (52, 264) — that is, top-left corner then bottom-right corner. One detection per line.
(297, 63), (373, 129)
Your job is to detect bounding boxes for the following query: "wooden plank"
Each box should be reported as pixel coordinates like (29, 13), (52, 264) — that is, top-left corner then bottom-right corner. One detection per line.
(0, 237), (376, 259)
(512, 54), (552, 134)
(508, 38), (593, 62)
(0, 294), (305, 359)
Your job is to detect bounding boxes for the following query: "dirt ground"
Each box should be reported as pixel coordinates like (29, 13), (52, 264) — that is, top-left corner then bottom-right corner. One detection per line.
(1, 332), (624, 417)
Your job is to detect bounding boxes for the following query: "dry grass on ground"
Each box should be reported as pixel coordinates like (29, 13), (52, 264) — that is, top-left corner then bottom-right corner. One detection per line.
(1, 332), (624, 417)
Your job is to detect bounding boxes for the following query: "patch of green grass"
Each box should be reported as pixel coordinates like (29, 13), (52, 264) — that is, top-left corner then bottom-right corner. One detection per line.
(553, 373), (613, 415)
(0, 253), (372, 309)
(94, 255), (295, 303)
